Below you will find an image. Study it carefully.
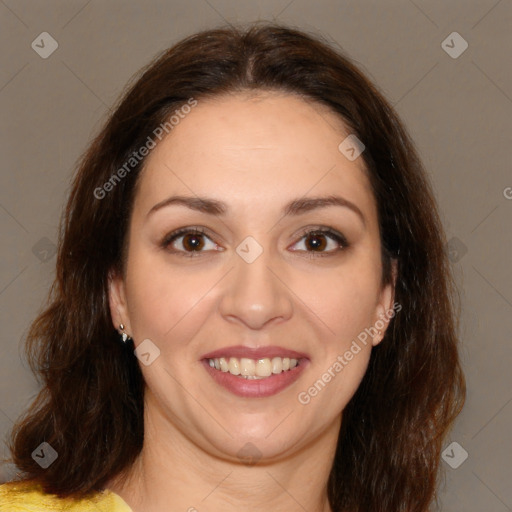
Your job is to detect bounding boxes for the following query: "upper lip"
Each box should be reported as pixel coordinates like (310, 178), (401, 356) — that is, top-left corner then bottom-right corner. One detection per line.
(201, 345), (309, 360)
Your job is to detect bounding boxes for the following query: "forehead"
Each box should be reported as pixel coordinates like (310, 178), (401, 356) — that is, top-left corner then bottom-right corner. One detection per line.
(134, 91), (376, 221)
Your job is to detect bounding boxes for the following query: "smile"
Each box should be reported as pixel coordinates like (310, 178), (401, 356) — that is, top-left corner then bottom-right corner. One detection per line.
(202, 356), (309, 398)
(207, 356), (300, 379)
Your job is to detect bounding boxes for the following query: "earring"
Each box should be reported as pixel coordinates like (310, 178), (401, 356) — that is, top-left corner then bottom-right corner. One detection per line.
(119, 324), (132, 343)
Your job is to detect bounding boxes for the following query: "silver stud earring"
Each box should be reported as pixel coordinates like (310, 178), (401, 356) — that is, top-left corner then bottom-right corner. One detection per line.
(119, 324), (132, 343)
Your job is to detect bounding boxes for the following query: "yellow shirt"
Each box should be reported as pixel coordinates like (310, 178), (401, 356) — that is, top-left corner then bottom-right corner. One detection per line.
(0, 480), (133, 511)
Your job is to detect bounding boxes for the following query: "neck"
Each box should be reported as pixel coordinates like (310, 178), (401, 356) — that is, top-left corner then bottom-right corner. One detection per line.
(107, 396), (339, 512)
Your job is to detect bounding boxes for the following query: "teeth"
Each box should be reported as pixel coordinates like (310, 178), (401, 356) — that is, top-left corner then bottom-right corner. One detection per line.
(271, 357), (282, 373)
(219, 357), (229, 372)
(208, 356), (300, 378)
(240, 358), (255, 376)
(228, 357), (241, 375)
(256, 358), (272, 377)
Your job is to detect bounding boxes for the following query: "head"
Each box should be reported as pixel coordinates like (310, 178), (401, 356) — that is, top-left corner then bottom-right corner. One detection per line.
(8, 23), (465, 511)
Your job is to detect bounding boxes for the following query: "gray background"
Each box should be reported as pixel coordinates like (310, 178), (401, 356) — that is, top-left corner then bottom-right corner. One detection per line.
(0, 1), (511, 510)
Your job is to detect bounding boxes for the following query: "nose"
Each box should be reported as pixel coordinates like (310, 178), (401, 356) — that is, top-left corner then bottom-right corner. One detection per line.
(218, 246), (294, 330)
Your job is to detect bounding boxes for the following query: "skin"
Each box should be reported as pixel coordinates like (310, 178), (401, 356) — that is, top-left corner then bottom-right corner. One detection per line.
(107, 91), (396, 512)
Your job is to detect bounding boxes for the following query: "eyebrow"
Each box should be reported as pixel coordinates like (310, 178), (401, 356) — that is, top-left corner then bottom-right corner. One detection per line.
(147, 194), (365, 224)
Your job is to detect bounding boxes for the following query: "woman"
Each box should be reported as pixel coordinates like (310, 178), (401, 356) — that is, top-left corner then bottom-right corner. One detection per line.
(0, 23), (465, 512)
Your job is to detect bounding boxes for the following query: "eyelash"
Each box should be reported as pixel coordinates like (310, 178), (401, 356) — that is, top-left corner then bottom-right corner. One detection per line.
(160, 226), (349, 259)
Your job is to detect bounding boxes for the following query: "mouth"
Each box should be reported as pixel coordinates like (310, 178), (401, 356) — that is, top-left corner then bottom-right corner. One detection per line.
(200, 345), (310, 398)
(206, 355), (302, 379)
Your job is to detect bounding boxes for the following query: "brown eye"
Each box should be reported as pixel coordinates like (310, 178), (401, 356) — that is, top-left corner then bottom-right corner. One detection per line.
(304, 233), (328, 252)
(290, 228), (348, 256)
(181, 233), (206, 252)
(162, 228), (219, 256)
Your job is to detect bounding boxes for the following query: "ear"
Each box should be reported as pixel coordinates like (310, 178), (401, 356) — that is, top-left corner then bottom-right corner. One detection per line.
(108, 268), (131, 333)
(372, 259), (398, 347)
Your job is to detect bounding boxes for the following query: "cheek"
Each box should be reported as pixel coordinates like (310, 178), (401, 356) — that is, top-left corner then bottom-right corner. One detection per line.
(292, 257), (382, 346)
(123, 249), (208, 344)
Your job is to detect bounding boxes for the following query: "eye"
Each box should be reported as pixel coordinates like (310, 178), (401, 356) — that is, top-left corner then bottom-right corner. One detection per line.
(161, 228), (220, 257)
(289, 227), (348, 257)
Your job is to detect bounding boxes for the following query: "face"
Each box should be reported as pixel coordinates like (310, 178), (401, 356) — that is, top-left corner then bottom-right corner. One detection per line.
(109, 91), (395, 463)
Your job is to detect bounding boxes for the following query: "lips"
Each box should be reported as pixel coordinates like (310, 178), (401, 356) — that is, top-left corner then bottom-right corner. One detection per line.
(201, 345), (309, 360)
(201, 345), (310, 398)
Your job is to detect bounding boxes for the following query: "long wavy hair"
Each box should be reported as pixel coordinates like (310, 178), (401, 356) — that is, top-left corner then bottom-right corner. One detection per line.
(6, 23), (465, 511)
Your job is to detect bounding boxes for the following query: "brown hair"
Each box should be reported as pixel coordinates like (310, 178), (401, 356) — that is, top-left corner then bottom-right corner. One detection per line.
(7, 22), (465, 511)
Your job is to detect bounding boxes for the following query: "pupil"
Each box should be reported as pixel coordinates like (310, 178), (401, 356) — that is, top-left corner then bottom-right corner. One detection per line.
(307, 234), (326, 251)
(184, 234), (203, 251)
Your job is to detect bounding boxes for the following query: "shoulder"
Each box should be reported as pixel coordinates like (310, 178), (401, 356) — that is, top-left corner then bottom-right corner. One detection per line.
(0, 480), (133, 512)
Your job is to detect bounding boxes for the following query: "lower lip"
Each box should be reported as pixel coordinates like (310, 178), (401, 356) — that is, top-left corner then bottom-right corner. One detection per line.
(202, 359), (309, 398)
